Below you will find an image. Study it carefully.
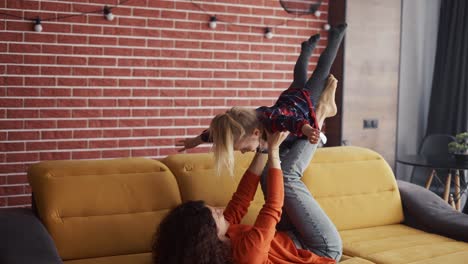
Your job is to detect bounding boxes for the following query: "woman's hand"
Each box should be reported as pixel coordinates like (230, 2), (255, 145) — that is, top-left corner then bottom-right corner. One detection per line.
(176, 136), (203, 152)
(301, 124), (320, 144)
(266, 131), (290, 151)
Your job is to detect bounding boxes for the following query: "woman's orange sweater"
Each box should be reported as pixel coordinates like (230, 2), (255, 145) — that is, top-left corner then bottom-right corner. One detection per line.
(223, 168), (336, 264)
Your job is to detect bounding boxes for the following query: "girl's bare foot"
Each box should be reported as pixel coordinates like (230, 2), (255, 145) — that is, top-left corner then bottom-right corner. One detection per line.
(317, 74), (338, 118)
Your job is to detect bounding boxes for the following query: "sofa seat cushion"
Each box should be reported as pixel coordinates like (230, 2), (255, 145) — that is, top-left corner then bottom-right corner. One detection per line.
(339, 257), (376, 263)
(64, 252), (151, 264)
(340, 224), (468, 264)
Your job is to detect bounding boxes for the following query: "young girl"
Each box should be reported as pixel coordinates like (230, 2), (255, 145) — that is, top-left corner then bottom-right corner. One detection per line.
(176, 24), (347, 261)
(153, 131), (336, 264)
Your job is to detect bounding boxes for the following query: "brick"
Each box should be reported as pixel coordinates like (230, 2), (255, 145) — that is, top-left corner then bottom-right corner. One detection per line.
(25, 77), (55, 86)
(132, 28), (160, 38)
(24, 98), (56, 107)
(39, 152), (71, 161)
(103, 89), (131, 97)
(57, 140), (87, 150)
(132, 128), (159, 137)
(0, 163), (28, 174)
(131, 149), (158, 157)
(6, 152), (39, 163)
(0, 54), (22, 63)
(88, 99), (117, 107)
(4, 77), (23, 86)
(88, 119), (118, 128)
(72, 25), (103, 34)
(57, 78), (86, 87)
(7, 109), (38, 118)
(56, 56), (87, 65)
(0, 98), (22, 107)
(174, 119), (199, 126)
(103, 129), (132, 138)
(159, 109), (186, 116)
(118, 119), (146, 127)
(41, 88), (71, 96)
(6, 175), (28, 185)
(147, 138), (175, 146)
(72, 151), (101, 160)
(72, 109), (102, 118)
(132, 88), (160, 97)
(73, 88), (101, 97)
(118, 139), (146, 148)
(0, 198), (5, 207)
(42, 44), (73, 54)
(88, 78), (117, 87)
(160, 128), (185, 136)
(57, 99), (87, 107)
(103, 109), (130, 117)
(6, 21), (32, 32)
(102, 149), (130, 159)
(88, 36), (117, 45)
(0, 186), (24, 196)
(41, 130), (73, 140)
(73, 130), (102, 139)
(7, 195), (32, 207)
(0, 142), (24, 152)
(146, 118), (173, 126)
(73, 46), (104, 56)
(26, 141), (57, 151)
(103, 68), (132, 77)
(58, 120), (87, 128)
(72, 67), (103, 76)
(132, 69), (159, 77)
(89, 139), (117, 149)
(40, 109), (72, 118)
(8, 131), (40, 141)
(118, 37), (146, 47)
(7, 65), (40, 75)
(58, 35), (87, 44)
(0, 32), (23, 41)
(25, 120), (56, 129)
(118, 58), (146, 67)
(131, 109), (159, 117)
(118, 79), (146, 87)
(88, 57), (116, 66)
(102, 27), (132, 36)
(133, 48), (160, 57)
(24, 33), (57, 43)
(0, 120), (23, 130)
(118, 99), (146, 107)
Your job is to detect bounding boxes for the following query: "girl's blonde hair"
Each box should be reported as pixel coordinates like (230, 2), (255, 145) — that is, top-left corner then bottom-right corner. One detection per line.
(209, 107), (259, 176)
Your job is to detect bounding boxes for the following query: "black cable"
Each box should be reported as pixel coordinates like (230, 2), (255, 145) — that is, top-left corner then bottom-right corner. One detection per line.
(0, 0), (131, 22)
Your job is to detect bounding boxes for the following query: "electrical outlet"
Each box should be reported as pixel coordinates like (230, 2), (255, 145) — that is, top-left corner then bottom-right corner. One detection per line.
(363, 119), (378, 129)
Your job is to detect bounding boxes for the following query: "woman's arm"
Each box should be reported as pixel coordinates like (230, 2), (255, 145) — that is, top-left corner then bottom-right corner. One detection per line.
(223, 151), (268, 225)
(175, 130), (210, 152)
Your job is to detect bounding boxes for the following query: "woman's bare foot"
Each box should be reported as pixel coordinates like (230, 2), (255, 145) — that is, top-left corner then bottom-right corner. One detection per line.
(316, 74), (338, 119)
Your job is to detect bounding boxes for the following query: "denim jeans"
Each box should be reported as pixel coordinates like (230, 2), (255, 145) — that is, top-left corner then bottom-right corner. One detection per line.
(261, 139), (343, 261)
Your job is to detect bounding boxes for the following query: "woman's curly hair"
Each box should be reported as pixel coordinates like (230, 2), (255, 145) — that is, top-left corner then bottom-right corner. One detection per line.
(152, 200), (232, 264)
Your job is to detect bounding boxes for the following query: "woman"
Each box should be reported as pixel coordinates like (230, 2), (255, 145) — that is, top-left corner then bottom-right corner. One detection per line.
(153, 131), (336, 264)
(175, 24), (347, 261)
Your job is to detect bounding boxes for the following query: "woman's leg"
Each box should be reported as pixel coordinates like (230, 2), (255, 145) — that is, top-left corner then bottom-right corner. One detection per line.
(259, 139), (342, 261)
(305, 24), (347, 106)
(289, 34), (321, 89)
(280, 140), (342, 261)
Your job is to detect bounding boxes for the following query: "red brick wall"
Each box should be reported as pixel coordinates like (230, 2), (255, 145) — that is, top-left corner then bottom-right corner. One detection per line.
(0, 0), (329, 208)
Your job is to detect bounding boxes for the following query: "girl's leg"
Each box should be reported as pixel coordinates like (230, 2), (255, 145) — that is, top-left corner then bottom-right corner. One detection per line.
(289, 34), (321, 89)
(279, 140), (342, 261)
(305, 24), (347, 106)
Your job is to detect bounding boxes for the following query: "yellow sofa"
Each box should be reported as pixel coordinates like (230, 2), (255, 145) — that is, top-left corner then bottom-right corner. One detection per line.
(25, 146), (468, 264)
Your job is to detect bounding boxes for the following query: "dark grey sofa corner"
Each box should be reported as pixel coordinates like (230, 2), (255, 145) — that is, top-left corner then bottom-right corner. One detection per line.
(0, 208), (62, 264)
(397, 180), (468, 242)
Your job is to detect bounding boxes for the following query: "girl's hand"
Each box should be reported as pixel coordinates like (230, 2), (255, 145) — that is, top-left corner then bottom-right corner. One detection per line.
(265, 131), (290, 150)
(301, 124), (320, 144)
(176, 136), (203, 152)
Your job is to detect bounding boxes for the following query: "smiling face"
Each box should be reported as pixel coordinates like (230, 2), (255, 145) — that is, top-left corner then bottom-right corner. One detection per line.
(233, 129), (261, 153)
(206, 205), (229, 240)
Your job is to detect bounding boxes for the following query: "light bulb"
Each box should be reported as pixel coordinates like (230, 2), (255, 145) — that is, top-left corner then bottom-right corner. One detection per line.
(104, 6), (114, 21)
(314, 10), (321, 17)
(264, 28), (273, 39)
(34, 18), (42, 32)
(209, 16), (217, 29)
(323, 23), (331, 31)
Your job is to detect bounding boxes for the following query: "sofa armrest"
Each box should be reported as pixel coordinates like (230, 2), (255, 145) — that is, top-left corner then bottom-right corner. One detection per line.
(397, 180), (468, 242)
(0, 208), (63, 264)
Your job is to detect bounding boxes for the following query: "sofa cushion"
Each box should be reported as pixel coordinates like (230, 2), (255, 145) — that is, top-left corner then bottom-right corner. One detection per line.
(305, 146), (404, 230)
(28, 158), (181, 261)
(64, 253), (151, 264)
(162, 151), (264, 224)
(340, 224), (468, 264)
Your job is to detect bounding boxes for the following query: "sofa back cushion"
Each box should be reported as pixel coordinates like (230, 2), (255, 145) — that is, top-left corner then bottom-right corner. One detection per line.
(305, 146), (404, 230)
(162, 152), (263, 224)
(28, 158), (181, 261)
